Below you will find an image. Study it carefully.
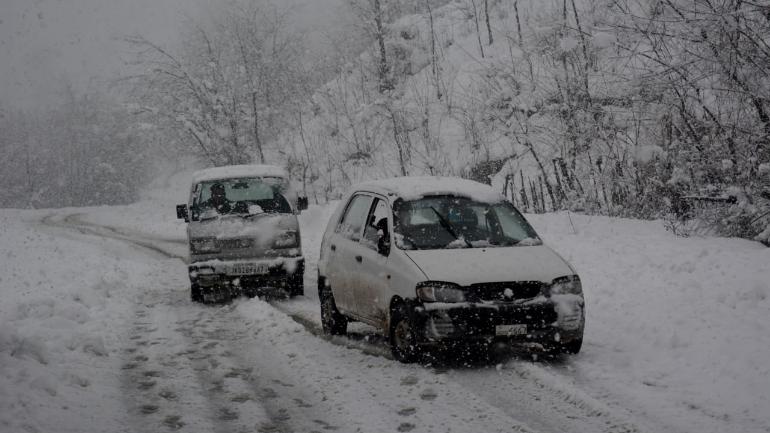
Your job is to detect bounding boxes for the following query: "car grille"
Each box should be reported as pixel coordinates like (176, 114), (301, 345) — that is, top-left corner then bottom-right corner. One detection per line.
(440, 303), (558, 336)
(216, 238), (253, 250)
(465, 281), (544, 302)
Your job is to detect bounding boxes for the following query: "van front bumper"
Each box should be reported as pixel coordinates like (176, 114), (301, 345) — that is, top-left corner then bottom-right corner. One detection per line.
(189, 257), (304, 290)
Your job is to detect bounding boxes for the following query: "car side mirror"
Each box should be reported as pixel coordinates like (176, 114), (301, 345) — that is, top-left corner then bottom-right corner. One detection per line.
(176, 204), (189, 222)
(377, 233), (390, 256)
(297, 196), (309, 212)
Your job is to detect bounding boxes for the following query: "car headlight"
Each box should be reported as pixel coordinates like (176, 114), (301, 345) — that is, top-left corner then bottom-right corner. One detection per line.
(549, 275), (582, 296)
(191, 237), (219, 254)
(273, 231), (298, 248)
(416, 281), (466, 303)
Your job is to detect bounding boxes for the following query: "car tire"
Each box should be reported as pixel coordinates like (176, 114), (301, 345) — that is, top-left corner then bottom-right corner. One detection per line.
(319, 277), (347, 335)
(389, 303), (420, 363)
(190, 283), (203, 303)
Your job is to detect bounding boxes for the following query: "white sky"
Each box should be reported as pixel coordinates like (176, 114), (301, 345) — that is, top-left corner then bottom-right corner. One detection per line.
(0, 0), (343, 109)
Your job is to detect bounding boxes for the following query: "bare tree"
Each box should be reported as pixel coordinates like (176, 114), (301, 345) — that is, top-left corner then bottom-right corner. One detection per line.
(126, 0), (307, 166)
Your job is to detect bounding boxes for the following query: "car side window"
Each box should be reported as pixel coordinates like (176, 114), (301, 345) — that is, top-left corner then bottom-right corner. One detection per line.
(337, 194), (373, 241)
(362, 198), (389, 250)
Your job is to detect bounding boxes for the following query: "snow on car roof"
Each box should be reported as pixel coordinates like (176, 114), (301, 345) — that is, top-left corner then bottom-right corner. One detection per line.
(356, 176), (504, 203)
(191, 164), (288, 184)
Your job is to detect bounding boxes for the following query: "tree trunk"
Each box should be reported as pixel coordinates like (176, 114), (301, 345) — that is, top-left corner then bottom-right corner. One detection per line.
(389, 109), (409, 176)
(471, 0), (485, 58)
(426, 0), (442, 99)
(251, 92), (265, 163)
(373, 0), (391, 92)
(484, 0), (493, 45)
(513, 1), (534, 84)
(524, 140), (559, 209)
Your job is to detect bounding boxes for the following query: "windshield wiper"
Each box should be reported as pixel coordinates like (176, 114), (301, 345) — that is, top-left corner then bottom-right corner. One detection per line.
(429, 206), (472, 248)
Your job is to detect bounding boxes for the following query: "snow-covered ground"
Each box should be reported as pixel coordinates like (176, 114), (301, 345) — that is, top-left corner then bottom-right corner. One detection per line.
(1, 171), (769, 433)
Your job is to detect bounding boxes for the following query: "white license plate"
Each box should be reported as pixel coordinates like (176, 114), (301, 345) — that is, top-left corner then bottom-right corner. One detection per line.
(495, 324), (527, 336)
(230, 263), (268, 275)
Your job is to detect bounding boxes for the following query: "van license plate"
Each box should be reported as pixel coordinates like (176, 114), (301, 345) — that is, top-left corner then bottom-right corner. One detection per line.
(496, 324), (527, 336)
(231, 263), (268, 275)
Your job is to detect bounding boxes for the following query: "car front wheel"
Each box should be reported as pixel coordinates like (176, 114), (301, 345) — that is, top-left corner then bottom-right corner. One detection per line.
(389, 304), (420, 363)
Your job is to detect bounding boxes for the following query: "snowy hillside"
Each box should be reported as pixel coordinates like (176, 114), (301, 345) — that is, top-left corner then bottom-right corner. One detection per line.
(280, 0), (770, 240)
(1, 171), (769, 432)
(3, 0), (767, 241)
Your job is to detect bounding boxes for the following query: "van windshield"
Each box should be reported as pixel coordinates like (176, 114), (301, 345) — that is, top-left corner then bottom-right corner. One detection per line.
(392, 195), (541, 250)
(197, 177), (292, 215)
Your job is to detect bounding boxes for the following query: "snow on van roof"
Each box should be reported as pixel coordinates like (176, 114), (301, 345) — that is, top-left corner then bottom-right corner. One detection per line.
(356, 176), (505, 203)
(191, 164), (288, 184)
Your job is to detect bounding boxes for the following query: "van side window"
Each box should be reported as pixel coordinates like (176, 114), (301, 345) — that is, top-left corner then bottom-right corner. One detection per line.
(337, 195), (372, 241)
(190, 183), (201, 220)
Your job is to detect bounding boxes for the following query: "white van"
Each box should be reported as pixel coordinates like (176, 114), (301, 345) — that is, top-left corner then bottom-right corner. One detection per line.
(176, 165), (308, 302)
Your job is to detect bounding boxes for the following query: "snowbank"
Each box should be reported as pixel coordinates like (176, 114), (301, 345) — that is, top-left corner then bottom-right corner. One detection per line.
(527, 211), (770, 432)
(0, 209), (169, 433)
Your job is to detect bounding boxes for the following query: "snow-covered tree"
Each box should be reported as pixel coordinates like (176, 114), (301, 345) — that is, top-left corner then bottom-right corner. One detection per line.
(127, 0), (308, 166)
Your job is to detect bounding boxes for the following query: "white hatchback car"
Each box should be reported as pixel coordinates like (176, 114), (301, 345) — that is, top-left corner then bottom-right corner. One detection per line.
(317, 177), (585, 362)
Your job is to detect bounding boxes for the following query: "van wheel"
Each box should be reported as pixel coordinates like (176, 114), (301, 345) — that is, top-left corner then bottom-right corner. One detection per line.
(288, 262), (305, 298)
(243, 286), (258, 298)
(190, 283), (203, 303)
(561, 337), (582, 355)
(545, 337), (583, 356)
(389, 304), (420, 363)
(319, 277), (347, 335)
(288, 277), (304, 298)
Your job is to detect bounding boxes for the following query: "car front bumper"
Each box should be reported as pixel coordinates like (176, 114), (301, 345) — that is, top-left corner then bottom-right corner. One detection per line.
(414, 297), (584, 346)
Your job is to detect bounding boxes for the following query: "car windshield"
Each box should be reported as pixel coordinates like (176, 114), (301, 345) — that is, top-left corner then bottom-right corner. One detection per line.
(392, 195), (541, 250)
(197, 177), (292, 216)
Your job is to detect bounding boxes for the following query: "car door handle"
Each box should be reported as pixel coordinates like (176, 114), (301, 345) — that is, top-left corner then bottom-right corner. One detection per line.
(330, 244), (336, 251)
(355, 255), (363, 263)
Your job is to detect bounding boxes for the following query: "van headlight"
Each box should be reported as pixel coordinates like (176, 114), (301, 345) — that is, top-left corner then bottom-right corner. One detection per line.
(273, 231), (298, 248)
(548, 275), (582, 296)
(416, 281), (465, 303)
(191, 237), (219, 254)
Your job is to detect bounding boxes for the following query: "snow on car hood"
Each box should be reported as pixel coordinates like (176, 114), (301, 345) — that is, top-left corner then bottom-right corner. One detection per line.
(404, 245), (574, 286)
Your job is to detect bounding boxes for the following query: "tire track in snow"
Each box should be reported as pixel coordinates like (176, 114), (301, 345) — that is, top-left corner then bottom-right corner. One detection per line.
(43, 214), (318, 432)
(186, 302), (346, 433)
(118, 280), (284, 433)
(272, 300), (658, 433)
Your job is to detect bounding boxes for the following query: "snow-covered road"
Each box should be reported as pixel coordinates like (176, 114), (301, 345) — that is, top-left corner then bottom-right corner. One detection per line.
(1, 190), (768, 432)
(50, 211), (656, 433)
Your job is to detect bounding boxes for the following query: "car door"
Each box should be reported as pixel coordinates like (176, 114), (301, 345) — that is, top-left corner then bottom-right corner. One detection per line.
(353, 196), (392, 324)
(326, 193), (372, 314)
